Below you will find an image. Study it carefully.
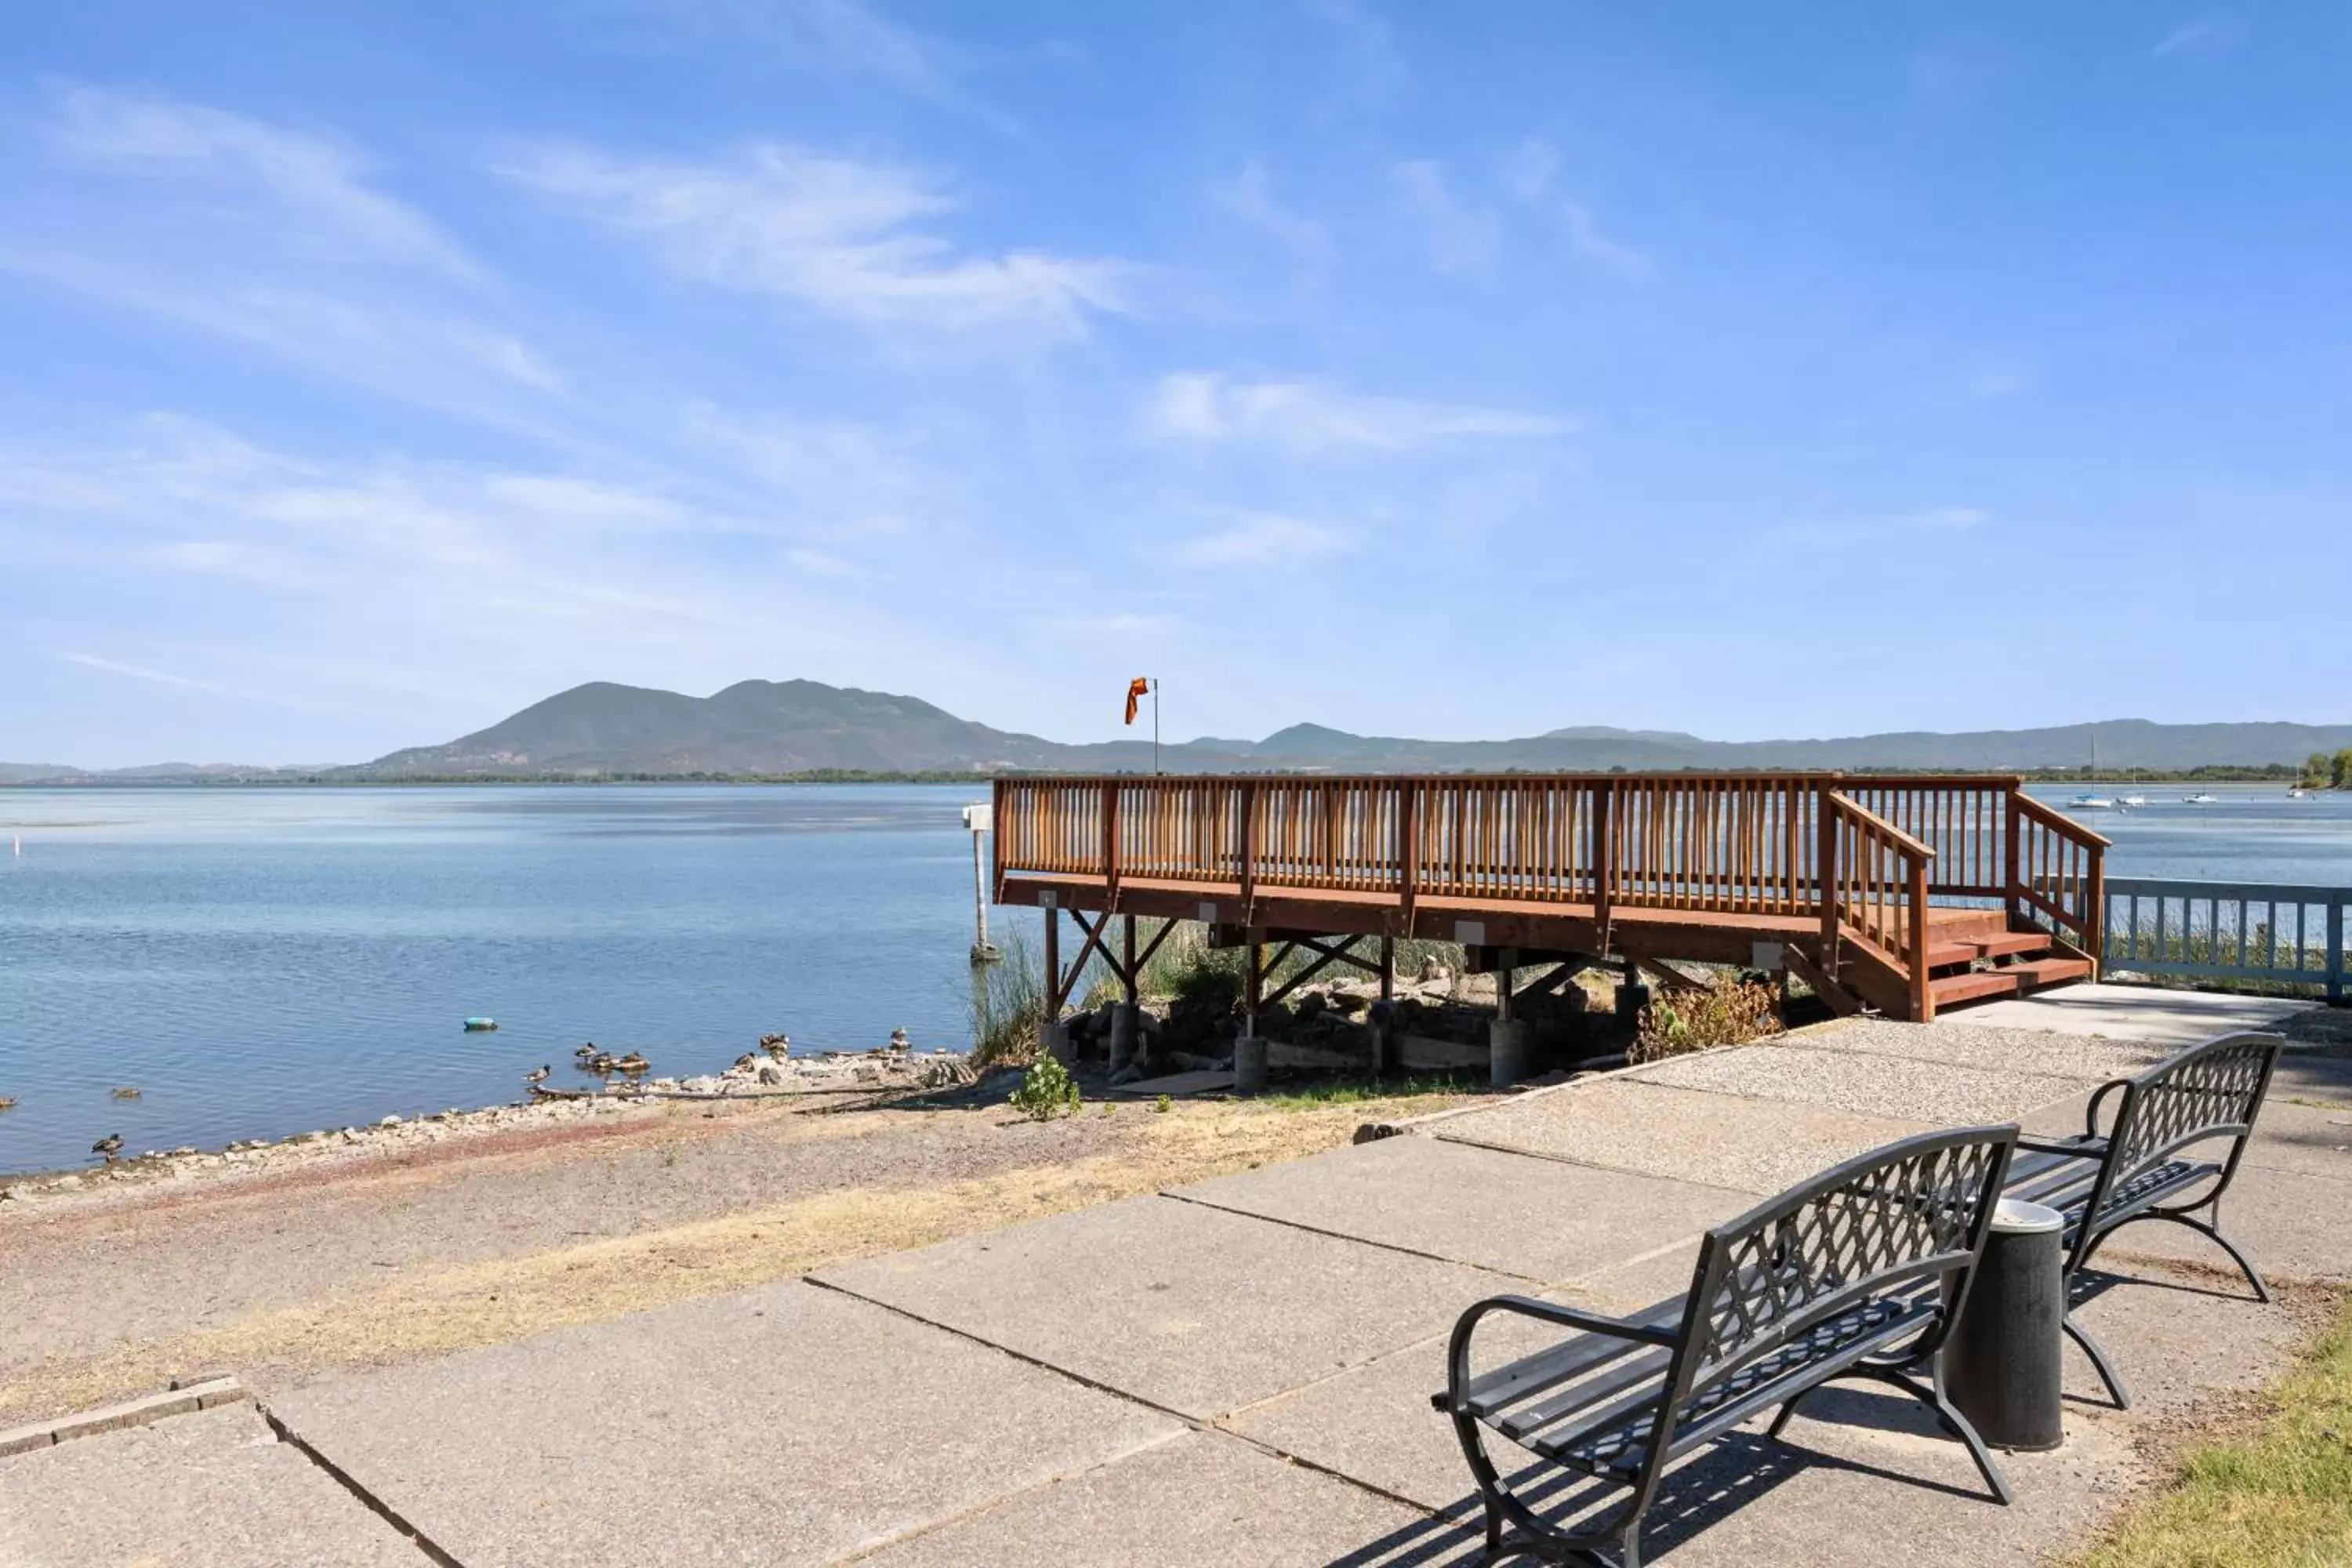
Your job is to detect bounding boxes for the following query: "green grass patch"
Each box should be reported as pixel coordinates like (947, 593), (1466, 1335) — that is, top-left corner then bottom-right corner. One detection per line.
(1258, 1074), (1480, 1110)
(2074, 1290), (2352, 1568)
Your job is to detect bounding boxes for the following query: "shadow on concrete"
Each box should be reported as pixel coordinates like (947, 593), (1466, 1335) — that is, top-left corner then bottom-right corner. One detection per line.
(1328, 1389), (2012, 1567)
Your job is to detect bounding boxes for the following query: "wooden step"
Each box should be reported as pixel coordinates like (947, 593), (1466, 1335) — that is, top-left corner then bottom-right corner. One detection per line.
(1973, 931), (2054, 960)
(1925, 942), (1987, 971)
(1928, 969), (2024, 1007)
(2005, 956), (2094, 989)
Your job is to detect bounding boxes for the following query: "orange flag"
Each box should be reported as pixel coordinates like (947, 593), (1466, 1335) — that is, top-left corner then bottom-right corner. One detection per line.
(1123, 677), (1151, 725)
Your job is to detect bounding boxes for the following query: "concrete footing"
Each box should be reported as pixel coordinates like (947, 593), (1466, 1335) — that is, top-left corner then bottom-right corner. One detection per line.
(1234, 1033), (1268, 1095)
(1040, 1021), (1075, 1068)
(1109, 1005), (1137, 1073)
(1488, 1019), (1530, 1088)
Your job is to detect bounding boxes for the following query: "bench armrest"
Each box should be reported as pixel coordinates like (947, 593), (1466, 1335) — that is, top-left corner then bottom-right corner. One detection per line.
(1433, 1295), (1680, 1414)
(2016, 1134), (2106, 1159)
(1472, 1295), (1679, 1345)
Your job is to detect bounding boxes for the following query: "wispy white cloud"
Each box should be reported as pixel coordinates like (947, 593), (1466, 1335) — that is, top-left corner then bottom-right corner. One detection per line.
(1390, 159), (1497, 279)
(1561, 202), (1650, 278)
(40, 85), (478, 281)
(1174, 510), (1350, 567)
(615, 0), (1014, 130)
(1502, 138), (1649, 278)
(56, 652), (348, 711)
(1143, 373), (1574, 452)
(2154, 15), (2248, 60)
(1, 89), (569, 430)
(500, 143), (1129, 339)
(1772, 506), (1990, 546)
(1210, 160), (1329, 270)
(0, 417), (903, 724)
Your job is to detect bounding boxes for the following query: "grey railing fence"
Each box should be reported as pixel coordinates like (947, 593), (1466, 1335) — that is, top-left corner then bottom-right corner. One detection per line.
(2102, 877), (2349, 1001)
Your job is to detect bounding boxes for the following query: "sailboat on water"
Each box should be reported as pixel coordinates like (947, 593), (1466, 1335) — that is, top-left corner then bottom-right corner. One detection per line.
(2070, 726), (2116, 808)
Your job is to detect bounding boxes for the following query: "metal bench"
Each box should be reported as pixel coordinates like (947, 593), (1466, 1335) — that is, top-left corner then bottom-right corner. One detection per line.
(2005, 1029), (2283, 1410)
(1432, 1126), (2019, 1566)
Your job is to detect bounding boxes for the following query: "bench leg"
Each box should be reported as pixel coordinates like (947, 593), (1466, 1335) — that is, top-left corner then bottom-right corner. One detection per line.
(1766, 1391), (1807, 1440)
(1867, 1367), (2013, 1505)
(2151, 1206), (2272, 1304)
(2062, 1313), (2132, 1410)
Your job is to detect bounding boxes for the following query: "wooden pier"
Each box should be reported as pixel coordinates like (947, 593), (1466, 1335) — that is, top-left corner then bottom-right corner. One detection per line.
(993, 771), (2109, 1027)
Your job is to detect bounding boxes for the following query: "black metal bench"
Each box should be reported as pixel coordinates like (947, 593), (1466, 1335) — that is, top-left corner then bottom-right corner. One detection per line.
(1432, 1126), (2019, 1566)
(2005, 1029), (2282, 1410)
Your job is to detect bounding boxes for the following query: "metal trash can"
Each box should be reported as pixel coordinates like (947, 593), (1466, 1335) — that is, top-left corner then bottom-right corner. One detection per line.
(1942, 1197), (2066, 1451)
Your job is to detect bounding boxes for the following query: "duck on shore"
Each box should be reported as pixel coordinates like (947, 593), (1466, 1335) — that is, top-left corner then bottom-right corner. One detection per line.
(758, 1033), (791, 1058)
(92, 1133), (124, 1163)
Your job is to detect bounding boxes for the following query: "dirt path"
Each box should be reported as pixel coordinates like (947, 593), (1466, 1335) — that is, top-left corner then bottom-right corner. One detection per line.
(0, 1087), (1465, 1427)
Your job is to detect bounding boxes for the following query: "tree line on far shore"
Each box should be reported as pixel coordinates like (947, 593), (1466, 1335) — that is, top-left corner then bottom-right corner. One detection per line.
(2299, 750), (2352, 789)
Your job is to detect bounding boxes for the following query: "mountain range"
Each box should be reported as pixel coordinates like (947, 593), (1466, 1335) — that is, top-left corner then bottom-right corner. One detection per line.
(9, 678), (2352, 781)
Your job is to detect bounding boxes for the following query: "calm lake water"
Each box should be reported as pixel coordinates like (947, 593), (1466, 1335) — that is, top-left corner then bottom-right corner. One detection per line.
(0, 786), (988, 1175)
(2, 781), (2348, 1175)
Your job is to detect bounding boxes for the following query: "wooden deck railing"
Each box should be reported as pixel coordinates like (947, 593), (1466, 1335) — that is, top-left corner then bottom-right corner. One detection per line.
(996, 772), (2110, 1005)
(1824, 792), (1936, 1019)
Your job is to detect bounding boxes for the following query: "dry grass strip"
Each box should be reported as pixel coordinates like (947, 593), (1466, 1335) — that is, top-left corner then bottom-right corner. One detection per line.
(0, 1100), (1428, 1423)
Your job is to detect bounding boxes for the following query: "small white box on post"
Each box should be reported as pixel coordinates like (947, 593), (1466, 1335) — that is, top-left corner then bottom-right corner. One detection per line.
(962, 803), (1000, 965)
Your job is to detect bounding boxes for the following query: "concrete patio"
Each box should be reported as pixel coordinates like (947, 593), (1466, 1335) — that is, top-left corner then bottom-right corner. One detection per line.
(2, 987), (2339, 1567)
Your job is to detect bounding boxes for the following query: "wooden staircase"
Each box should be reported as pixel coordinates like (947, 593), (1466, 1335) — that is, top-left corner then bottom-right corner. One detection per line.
(1917, 909), (2096, 1013)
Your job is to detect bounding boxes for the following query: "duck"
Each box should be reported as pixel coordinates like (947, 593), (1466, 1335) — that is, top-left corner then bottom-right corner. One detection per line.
(613, 1052), (651, 1075)
(758, 1033), (791, 1058)
(523, 1065), (551, 1087)
(111, 1087), (143, 1100)
(0, 1096), (17, 1112)
(887, 1028), (910, 1053)
(583, 1051), (618, 1074)
(92, 1133), (125, 1163)
(575, 1043), (601, 1061)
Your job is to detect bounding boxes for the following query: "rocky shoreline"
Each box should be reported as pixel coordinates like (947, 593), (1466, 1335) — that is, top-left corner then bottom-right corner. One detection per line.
(0, 1042), (976, 1210)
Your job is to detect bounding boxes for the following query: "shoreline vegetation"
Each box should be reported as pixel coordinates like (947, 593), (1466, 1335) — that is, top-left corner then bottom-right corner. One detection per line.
(5, 762), (2348, 788)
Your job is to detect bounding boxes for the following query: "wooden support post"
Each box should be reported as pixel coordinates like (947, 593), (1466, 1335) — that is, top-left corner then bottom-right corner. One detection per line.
(1908, 854), (1933, 1022)
(2004, 787), (2023, 927)
(1817, 782), (1841, 978)
(1043, 905), (1062, 1011)
(2082, 841), (2107, 979)
(1397, 781), (1419, 931)
(1102, 784), (1121, 907)
(1112, 913), (1140, 1070)
(1593, 779), (1614, 946)
(1238, 780), (1258, 923)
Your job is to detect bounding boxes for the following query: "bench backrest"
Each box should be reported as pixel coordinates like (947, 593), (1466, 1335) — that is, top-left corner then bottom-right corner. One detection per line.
(2081, 1029), (2281, 1252)
(1633, 1126), (2015, 1502)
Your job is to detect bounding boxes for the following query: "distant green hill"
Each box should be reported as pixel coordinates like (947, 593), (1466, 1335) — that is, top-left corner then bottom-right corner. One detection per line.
(12, 682), (2352, 781)
(349, 681), (2352, 777)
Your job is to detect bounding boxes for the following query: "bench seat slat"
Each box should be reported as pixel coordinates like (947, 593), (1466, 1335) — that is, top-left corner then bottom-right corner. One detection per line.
(1526, 1298), (1933, 1477)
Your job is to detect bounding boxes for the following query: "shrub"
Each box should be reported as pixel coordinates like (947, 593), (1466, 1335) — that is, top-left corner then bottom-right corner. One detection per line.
(1632, 977), (1780, 1062)
(1009, 1054), (1081, 1120)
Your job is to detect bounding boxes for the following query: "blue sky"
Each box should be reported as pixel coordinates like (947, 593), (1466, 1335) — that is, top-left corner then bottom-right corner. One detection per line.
(3, 2), (2347, 765)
